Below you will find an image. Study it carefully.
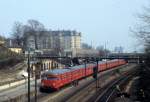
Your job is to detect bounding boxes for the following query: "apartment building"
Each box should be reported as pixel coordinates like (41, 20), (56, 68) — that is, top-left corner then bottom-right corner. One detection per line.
(25, 30), (81, 56)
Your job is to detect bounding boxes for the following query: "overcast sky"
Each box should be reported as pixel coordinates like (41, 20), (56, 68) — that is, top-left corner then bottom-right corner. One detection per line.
(0, 0), (149, 52)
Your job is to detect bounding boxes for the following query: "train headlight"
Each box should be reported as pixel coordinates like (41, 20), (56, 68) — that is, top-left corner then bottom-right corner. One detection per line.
(52, 83), (56, 86)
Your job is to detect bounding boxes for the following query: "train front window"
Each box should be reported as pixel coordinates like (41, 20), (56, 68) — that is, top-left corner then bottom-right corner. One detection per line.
(47, 77), (59, 80)
(46, 74), (59, 80)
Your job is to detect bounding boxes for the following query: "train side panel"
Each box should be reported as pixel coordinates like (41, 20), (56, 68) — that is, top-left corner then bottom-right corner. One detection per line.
(40, 59), (127, 91)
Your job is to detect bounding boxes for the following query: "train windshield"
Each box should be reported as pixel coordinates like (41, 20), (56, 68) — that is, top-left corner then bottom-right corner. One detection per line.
(41, 73), (59, 80)
(47, 77), (58, 80)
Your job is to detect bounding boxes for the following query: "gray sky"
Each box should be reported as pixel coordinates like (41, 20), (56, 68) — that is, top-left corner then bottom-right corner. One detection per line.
(0, 0), (148, 52)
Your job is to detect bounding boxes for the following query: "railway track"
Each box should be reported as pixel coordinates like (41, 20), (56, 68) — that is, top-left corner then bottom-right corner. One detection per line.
(94, 73), (135, 102)
(37, 66), (120, 102)
(64, 73), (116, 102)
(65, 68), (137, 102)
(31, 64), (136, 102)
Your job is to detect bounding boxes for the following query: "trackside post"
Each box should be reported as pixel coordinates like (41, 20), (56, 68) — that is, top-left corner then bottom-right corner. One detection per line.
(93, 58), (99, 91)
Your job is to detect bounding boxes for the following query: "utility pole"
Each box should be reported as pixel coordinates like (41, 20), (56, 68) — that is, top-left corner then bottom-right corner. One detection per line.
(35, 62), (40, 102)
(93, 58), (98, 91)
(118, 47), (121, 65)
(138, 56), (140, 64)
(96, 59), (99, 89)
(27, 50), (30, 102)
(84, 58), (87, 78)
(105, 42), (107, 68)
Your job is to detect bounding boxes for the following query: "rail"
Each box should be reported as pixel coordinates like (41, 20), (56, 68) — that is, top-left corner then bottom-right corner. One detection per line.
(62, 64), (137, 102)
(94, 73), (134, 102)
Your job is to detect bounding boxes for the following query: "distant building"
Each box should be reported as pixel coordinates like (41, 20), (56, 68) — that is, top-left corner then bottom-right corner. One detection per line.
(50, 30), (81, 50)
(0, 35), (5, 45)
(5, 38), (22, 48)
(25, 31), (52, 50)
(0, 40), (4, 45)
(4, 38), (22, 54)
(24, 30), (81, 56)
(9, 47), (22, 54)
(74, 48), (99, 57)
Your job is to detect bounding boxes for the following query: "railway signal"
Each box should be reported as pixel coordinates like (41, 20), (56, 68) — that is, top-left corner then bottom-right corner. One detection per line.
(93, 67), (98, 79)
(93, 58), (99, 80)
(93, 59), (99, 91)
(27, 49), (31, 102)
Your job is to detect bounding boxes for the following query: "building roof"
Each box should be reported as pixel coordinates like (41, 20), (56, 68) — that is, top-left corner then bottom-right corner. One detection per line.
(51, 30), (81, 36)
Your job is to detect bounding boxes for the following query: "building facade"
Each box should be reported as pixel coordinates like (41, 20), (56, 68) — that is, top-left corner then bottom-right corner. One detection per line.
(50, 30), (81, 50)
(25, 30), (81, 56)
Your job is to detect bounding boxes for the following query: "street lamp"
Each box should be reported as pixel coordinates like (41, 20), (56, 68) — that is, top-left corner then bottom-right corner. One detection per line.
(27, 49), (31, 102)
(84, 58), (87, 78)
(104, 42), (107, 68)
(34, 62), (41, 102)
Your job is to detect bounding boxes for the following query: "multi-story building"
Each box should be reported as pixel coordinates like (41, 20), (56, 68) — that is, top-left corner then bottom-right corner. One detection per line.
(25, 31), (52, 50)
(50, 30), (81, 50)
(25, 30), (81, 56)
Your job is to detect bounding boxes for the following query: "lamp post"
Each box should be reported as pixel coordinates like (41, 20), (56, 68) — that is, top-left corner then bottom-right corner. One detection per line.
(96, 58), (99, 88)
(93, 59), (98, 91)
(27, 49), (31, 102)
(31, 50), (41, 102)
(35, 70), (37, 102)
(105, 42), (107, 68)
(34, 62), (40, 102)
(84, 58), (87, 78)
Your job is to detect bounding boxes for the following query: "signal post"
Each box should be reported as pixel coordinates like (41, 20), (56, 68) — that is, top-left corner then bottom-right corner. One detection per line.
(93, 58), (99, 91)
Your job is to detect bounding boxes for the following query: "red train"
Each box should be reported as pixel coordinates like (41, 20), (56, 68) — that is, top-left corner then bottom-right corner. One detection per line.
(40, 59), (126, 91)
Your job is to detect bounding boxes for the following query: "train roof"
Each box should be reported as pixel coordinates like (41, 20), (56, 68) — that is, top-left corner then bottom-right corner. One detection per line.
(45, 68), (70, 74)
(44, 63), (95, 75)
(44, 59), (123, 75)
(70, 63), (95, 70)
(99, 59), (120, 63)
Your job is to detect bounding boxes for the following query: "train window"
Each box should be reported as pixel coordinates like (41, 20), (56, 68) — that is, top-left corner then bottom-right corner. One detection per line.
(47, 77), (59, 80)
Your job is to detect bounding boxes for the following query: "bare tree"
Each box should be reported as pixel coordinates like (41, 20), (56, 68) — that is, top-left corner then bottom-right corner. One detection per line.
(0, 35), (5, 45)
(96, 45), (110, 57)
(11, 19), (46, 50)
(0, 35), (5, 41)
(22, 19), (45, 50)
(53, 34), (62, 56)
(133, 7), (150, 50)
(26, 19), (45, 50)
(96, 46), (105, 56)
(82, 43), (92, 49)
(27, 19), (45, 31)
(132, 6), (150, 65)
(11, 22), (24, 47)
